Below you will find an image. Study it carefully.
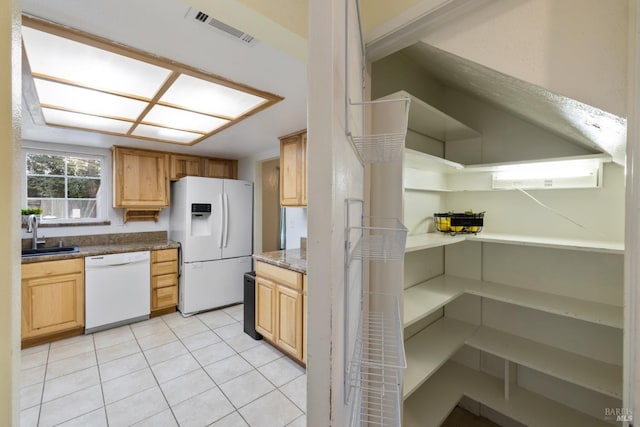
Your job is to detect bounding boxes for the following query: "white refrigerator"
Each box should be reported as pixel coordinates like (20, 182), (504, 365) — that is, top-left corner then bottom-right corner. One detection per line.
(170, 176), (253, 315)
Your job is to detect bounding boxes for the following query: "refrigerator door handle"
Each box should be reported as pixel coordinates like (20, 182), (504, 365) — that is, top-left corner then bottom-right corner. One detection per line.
(219, 193), (225, 248)
(224, 193), (230, 248)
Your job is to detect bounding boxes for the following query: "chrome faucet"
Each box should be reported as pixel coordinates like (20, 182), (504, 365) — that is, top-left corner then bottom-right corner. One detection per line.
(26, 214), (45, 249)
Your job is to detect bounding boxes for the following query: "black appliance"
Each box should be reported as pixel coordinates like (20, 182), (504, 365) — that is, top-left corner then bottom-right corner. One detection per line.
(243, 271), (262, 340)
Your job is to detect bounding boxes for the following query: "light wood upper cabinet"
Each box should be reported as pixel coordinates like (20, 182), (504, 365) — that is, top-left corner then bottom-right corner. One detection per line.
(255, 261), (305, 363)
(202, 157), (238, 180)
(170, 154), (202, 180)
(279, 130), (307, 207)
(169, 154), (238, 180)
(22, 258), (84, 342)
(113, 146), (169, 208)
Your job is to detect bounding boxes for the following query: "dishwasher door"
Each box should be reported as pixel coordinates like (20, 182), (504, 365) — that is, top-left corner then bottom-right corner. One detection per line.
(85, 251), (151, 334)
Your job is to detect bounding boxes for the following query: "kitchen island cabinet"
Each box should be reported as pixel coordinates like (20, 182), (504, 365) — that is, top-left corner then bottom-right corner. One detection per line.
(21, 258), (84, 348)
(253, 251), (306, 365)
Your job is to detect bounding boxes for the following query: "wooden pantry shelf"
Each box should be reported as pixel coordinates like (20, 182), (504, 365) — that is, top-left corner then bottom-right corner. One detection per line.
(405, 233), (465, 252)
(466, 326), (622, 399)
(403, 361), (611, 427)
(403, 317), (477, 399)
(404, 275), (622, 329)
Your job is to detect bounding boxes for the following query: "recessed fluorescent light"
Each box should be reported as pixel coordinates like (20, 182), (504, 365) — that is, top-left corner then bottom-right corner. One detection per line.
(21, 16), (283, 146)
(159, 74), (267, 118)
(22, 26), (172, 99)
(34, 79), (148, 120)
(142, 104), (229, 133)
(42, 108), (134, 134)
(131, 124), (204, 144)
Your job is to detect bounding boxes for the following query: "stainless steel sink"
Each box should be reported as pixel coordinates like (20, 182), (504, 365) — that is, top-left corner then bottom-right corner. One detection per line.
(21, 246), (80, 257)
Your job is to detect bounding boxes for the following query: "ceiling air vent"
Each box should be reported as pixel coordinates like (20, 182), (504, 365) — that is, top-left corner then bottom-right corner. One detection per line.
(185, 8), (257, 46)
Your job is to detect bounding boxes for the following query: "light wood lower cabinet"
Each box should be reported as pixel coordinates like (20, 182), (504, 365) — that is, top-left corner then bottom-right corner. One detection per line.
(151, 248), (178, 314)
(255, 261), (306, 363)
(256, 277), (276, 341)
(22, 258), (84, 344)
(275, 285), (303, 357)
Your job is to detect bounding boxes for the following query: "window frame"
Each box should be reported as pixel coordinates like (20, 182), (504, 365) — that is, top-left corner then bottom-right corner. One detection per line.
(23, 147), (108, 224)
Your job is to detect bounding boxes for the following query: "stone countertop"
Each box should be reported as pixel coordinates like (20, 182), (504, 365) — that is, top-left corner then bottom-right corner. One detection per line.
(253, 249), (307, 274)
(21, 240), (180, 264)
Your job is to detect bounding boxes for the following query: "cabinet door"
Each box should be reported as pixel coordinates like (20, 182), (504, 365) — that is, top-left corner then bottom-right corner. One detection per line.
(255, 277), (276, 341)
(301, 133), (307, 206)
(280, 134), (303, 206)
(22, 272), (84, 339)
(152, 286), (178, 309)
(303, 274), (307, 364)
(113, 147), (169, 207)
(170, 155), (202, 180)
(275, 285), (303, 360)
(202, 158), (238, 179)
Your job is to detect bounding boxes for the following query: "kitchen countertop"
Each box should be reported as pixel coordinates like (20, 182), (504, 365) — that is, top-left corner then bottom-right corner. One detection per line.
(21, 240), (180, 264)
(253, 249), (307, 274)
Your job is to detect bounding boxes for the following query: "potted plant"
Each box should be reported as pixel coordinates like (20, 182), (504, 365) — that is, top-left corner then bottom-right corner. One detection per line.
(21, 208), (43, 225)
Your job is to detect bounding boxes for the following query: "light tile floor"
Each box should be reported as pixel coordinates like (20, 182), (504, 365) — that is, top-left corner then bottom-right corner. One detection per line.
(20, 304), (307, 427)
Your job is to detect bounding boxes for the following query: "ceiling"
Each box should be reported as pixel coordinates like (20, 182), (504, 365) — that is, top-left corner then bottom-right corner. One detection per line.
(401, 42), (627, 165)
(20, 0), (307, 159)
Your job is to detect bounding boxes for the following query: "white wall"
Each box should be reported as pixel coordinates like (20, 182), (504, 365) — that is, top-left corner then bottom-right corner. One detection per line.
(2, 0), (21, 423)
(421, 0), (628, 117)
(307, 0), (365, 424)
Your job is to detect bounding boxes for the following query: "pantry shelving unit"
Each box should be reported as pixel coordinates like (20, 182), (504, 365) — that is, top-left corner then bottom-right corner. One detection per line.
(369, 89), (625, 426)
(404, 362), (612, 427)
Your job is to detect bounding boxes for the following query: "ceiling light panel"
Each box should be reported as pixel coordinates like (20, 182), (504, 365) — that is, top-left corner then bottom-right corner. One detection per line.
(22, 27), (172, 99)
(142, 104), (229, 133)
(159, 74), (267, 118)
(42, 108), (134, 134)
(34, 79), (148, 120)
(131, 124), (203, 144)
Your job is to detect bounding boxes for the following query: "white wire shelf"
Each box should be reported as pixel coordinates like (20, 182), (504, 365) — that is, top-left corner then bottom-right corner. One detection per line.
(348, 293), (406, 426)
(351, 133), (407, 163)
(350, 379), (402, 427)
(347, 97), (410, 164)
(349, 217), (408, 261)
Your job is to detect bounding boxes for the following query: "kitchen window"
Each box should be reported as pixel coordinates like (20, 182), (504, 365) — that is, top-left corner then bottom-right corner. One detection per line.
(25, 150), (105, 222)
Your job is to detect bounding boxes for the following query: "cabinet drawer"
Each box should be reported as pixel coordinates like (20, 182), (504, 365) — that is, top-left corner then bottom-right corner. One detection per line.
(256, 261), (302, 291)
(152, 273), (177, 289)
(152, 286), (177, 309)
(22, 258), (84, 279)
(152, 260), (177, 276)
(152, 248), (178, 263)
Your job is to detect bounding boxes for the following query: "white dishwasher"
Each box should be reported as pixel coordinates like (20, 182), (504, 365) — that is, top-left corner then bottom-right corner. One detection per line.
(85, 251), (151, 334)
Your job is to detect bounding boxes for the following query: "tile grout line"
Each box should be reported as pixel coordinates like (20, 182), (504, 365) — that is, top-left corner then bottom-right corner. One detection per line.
(130, 315), (181, 426)
(91, 331), (109, 426)
(36, 343), (50, 427)
(42, 334), (105, 426)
